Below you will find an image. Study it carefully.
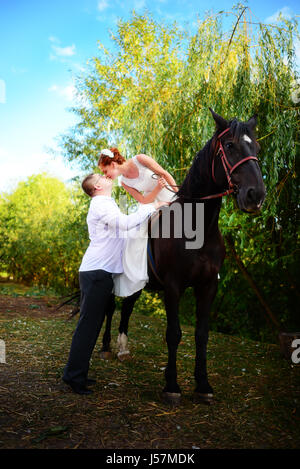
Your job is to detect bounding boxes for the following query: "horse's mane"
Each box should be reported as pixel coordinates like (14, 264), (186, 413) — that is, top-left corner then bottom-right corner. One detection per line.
(177, 140), (212, 199)
(177, 118), (255, 199)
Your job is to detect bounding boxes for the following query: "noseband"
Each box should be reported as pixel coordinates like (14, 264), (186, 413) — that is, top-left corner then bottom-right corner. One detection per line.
(201, 127), (259, 200)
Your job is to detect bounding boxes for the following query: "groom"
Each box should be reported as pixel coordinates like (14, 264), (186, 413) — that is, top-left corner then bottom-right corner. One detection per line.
(62, 174), (161, 394)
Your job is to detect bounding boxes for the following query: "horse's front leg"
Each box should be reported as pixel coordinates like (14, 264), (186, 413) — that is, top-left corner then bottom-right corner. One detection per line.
(117, 289), (142, 361)
(193, 278), (218, 404)
(163, 286), (182, 405)
(100, 294), (116, 360)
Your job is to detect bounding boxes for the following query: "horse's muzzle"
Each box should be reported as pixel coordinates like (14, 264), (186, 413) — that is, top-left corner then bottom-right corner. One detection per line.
(237, 185), (266, 213)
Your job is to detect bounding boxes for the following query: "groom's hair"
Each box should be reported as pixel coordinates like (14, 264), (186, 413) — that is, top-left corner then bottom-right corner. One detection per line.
(82, 173), (103, 196)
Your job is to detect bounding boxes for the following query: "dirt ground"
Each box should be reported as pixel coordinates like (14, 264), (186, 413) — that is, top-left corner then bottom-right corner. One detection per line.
(0, 294), (66, 319)
(0, 292), (299, 450)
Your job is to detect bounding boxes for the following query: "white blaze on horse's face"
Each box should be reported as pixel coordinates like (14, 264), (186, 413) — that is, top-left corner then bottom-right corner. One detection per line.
(243, 134), (252, 144)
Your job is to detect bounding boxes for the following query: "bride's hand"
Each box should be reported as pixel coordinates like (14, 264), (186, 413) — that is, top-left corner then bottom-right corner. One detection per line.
(157, 176), (167, 189)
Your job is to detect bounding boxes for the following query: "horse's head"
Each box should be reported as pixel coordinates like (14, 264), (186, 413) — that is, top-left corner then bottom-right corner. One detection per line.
(210, 109), (266, 213)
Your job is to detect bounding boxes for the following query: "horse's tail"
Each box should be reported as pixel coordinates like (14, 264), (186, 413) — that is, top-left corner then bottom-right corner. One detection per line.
(56, 290), (80, 319)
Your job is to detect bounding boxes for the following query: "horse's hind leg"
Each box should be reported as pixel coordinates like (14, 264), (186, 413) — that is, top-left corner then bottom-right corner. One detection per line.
(117, 289), (142, 361)
(193, 279), (218, 403)
(163, 286), (182, 405)
(100, 294), (115, 360)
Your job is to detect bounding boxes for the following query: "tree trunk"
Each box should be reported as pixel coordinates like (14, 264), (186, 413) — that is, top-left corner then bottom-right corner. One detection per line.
(225, 235), (282, 331)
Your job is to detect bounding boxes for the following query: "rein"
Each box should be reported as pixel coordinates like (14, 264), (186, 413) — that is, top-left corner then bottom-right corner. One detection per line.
(152, 127), (258, 201)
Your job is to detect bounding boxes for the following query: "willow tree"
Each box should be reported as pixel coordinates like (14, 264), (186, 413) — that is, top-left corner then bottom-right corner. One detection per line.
(61, 6), (299, 340)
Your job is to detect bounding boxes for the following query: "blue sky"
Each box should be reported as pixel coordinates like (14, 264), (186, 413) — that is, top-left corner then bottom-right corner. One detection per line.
(0, 0), (298, 193)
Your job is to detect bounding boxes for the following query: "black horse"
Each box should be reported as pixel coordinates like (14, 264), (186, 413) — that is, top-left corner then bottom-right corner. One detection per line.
(100, 108), (266, 405)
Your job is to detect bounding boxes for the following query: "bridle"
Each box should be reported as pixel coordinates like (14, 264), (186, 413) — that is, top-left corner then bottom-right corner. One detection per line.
(152, 127), (259, 201)
(203, 127), (259, 200)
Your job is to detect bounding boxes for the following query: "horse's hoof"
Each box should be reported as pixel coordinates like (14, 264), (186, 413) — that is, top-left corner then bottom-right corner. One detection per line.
(162, 392), (181, 406)
(99, 351), (113, 360)
(193, 392), (214, 405)
(117, 351), (131, 362)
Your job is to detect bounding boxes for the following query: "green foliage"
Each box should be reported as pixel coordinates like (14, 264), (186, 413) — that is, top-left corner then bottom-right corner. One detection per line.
(0, 174), (89, 293)
(58, 7), (299, 340)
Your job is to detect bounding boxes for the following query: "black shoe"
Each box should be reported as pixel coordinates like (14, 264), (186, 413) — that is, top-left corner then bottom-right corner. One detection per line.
(71, 384), (93, 395)
(86, 378), (97, 386)
(63, 378), (93, 395)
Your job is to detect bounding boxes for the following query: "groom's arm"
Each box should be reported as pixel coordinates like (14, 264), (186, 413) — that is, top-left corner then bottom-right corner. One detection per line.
(101, 201), (155, 232)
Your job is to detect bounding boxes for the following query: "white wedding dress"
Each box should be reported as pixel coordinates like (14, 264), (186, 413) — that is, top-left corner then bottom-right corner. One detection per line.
(113, 156), (175, 297)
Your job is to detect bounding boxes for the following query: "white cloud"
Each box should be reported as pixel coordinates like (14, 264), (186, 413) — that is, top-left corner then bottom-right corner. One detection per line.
(48, 35), (60, 43)
(265, 6), (293, 24)
(52, 44), (76, 57)
(97, 0), (109, 12)
(49, 37), (76, 61)
(0, 79), (6, 104)
(48, 84), (76, 102)
(54, 44), (76, 57)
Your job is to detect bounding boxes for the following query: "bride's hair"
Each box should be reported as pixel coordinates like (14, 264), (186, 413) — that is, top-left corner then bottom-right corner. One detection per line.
(98, 147), (126, 166)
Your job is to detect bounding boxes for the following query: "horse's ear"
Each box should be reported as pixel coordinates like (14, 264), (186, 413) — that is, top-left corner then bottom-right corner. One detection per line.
(209, 108), (228, 130)
(247, 114), (257, 130)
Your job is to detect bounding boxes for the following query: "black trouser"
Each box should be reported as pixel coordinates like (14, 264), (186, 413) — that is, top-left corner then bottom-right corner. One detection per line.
(63, 269), (114, 387)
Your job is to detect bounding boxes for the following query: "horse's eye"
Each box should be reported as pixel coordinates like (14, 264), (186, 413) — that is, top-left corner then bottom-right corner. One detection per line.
(225, 142), (233, 150)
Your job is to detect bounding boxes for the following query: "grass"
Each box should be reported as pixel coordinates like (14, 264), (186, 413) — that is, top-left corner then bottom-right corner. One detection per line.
(0, 280), (58, 298)
(0, 287), (299, 449)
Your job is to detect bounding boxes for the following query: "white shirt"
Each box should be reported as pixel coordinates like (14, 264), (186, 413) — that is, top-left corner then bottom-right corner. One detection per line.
(79, 195), (155, 273)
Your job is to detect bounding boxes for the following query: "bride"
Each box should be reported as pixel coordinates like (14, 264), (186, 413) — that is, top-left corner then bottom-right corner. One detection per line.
(98, 147), (178, 297)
